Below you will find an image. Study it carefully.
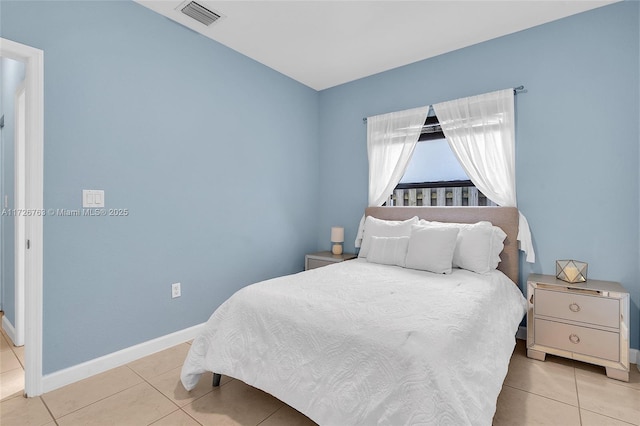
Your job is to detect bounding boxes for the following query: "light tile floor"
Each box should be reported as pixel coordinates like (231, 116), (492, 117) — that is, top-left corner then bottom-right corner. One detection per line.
(0, 314), (25, 402)
(1, 332), (638, 425)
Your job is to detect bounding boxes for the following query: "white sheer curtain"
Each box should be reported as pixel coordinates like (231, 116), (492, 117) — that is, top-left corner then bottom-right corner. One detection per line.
(433, 89), (535, 262)
(355, 106), (429, 247)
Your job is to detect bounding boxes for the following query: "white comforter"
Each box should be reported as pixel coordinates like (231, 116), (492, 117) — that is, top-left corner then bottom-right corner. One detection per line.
(181, 259), (526, 425)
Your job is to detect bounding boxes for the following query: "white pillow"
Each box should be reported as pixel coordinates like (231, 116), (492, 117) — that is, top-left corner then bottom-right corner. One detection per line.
(359, 216), (418, 258)
(405, 225), (459, 274)
(418, 220), (506, 273)
(366, 236), (409, 267)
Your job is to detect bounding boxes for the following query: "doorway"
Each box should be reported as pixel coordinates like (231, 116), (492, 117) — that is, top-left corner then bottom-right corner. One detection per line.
(0, 37), (44, 397)
(1, 63), (26, 347)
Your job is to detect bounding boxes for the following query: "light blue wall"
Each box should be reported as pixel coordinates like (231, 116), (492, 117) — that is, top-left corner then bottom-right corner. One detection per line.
(0, 57), (26, 327)
(2, 0), (639, 374)
(2, 1), (320, 373)
(317, 2), (640, 349)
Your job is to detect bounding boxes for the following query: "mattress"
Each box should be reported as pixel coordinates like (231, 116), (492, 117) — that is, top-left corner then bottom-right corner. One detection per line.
(181, 259), (527, 425)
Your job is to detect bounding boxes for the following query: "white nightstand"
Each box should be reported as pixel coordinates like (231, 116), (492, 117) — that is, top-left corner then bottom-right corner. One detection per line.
(526, 274), (630, 381)
(305, 251), (357, 271)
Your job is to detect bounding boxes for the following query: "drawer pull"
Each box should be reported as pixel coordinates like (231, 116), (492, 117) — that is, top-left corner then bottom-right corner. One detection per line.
(569, 334), (580, 344)
(569, 303), (581, 313)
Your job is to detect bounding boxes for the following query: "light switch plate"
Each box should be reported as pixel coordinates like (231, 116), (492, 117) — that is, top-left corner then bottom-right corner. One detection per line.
(83, 190), (105, 208)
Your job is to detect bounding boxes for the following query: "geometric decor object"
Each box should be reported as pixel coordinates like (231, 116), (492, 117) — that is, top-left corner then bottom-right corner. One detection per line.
(556, 259), (588, 283)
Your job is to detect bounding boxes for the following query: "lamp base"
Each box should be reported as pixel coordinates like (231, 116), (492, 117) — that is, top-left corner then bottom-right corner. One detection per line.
(332, 244), (343, 255)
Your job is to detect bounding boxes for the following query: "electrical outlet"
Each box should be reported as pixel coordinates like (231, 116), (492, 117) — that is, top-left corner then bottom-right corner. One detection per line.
(171, 282), (181, 299)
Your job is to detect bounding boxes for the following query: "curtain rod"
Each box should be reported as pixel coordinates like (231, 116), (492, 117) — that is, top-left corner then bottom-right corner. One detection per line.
(362, 85), (525, 123)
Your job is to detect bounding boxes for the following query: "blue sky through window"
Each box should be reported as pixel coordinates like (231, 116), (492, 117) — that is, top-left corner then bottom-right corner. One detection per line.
(400, 138), (469, 183)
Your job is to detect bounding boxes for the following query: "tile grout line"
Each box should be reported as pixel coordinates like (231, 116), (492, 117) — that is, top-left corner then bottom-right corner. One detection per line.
(0, 365), (25, 402)
(575, 369), (640, 393)
(185, 376), (235, 408)
(573, 365), (583, 426)
(39, 395), (61, 426)
(255, 404), (286, 426)
(52, 379), (171, 423)
(579, 407), (637, 426)
(145, 408), (187, 426)
(49, 367), (148, 421)
(500, 380), (580, 409)
(128, 362), (207, 405)
(139, 367), (184, 415)
(573, 366), (640, 425)
(135, 363), (210, 426)
(145, 373), (233, 426)
(512, 351), (640, 421)
(179, 407), (206, 426)
(501, 383), (580, 409)
(0, 311), (26, 399)
(0, 352), (24, 375)
(0, 392), (24, 403)
(0, 364), (24, 376)
(11, 345), (25, 370)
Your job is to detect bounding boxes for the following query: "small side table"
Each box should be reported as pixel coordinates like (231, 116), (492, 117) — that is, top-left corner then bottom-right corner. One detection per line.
(305, 251), (357, 271)
(526, 274), (630, 381)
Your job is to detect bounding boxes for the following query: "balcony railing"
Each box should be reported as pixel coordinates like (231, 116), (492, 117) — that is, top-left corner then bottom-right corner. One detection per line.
(387, 180), (497, 207)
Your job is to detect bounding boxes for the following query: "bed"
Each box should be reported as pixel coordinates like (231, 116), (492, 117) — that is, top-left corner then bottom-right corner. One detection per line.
(181, 207), (527, 425)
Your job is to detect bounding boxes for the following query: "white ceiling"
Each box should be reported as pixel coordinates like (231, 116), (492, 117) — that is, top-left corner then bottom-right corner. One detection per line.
(136, 0), (618, 91)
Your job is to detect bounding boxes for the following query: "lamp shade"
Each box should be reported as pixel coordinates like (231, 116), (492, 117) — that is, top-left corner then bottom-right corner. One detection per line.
(330, 227), (344, 243)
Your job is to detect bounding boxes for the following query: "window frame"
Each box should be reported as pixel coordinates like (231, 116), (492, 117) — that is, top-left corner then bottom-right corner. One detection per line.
(390, 115), (496, 207)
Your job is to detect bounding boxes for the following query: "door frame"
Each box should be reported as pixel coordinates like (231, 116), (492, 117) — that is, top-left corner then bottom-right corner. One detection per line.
(14, 81), (26, 347)
(0, 37), (44, 397)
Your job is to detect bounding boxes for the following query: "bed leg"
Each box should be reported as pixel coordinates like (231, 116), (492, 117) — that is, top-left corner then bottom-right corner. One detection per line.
(212, 373), (221, 387)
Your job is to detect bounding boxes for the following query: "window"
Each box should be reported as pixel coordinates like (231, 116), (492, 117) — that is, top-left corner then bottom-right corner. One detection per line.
(388, 115), (496, 207)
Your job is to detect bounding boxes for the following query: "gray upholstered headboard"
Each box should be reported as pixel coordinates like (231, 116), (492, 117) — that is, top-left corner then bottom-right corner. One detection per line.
(364, 206), (520, 285)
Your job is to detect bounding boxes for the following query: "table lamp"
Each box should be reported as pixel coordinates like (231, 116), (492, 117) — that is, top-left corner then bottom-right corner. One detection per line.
(331, 227), (344, 255)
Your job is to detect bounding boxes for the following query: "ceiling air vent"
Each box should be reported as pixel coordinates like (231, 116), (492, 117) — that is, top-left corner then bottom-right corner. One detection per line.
(180, 1), (221, 26)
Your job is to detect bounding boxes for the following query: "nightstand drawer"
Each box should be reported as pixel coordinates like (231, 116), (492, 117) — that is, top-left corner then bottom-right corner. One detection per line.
(307, 259), (332, 270)
(534, 319), (619, 362)
(534, 289), (619, 328)
(305, 251), (357, 271)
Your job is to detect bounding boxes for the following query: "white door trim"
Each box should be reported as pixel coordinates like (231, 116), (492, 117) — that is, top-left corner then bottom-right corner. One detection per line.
(14, 81), (26, 347)
(0, 37), (44, 397)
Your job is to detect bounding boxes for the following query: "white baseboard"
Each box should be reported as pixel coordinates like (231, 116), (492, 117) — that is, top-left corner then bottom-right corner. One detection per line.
(516, 326), (639, 370)
(2, 315), (18, 346)
(42, 322), (205, 394)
